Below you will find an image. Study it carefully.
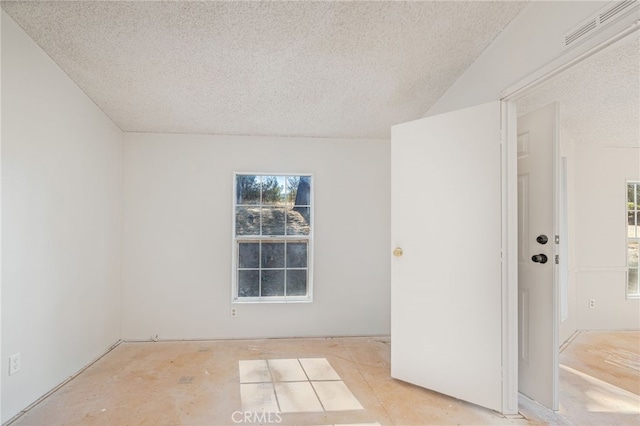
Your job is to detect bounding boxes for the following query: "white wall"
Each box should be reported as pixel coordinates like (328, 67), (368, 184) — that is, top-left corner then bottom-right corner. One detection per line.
(122, 133), (390, 340)
(1, 12), (123, 422)
(574, 146), (640, 330)
(428, 1), (631, 116)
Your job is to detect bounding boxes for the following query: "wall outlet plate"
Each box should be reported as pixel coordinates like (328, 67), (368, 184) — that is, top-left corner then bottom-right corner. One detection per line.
(9, 353), (20, 375)
(231, 307), (237, 317)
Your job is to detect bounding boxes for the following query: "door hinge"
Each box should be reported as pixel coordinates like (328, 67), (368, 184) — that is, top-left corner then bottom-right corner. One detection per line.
(555, 255), (560, 264)
(555, 235), (560, 244)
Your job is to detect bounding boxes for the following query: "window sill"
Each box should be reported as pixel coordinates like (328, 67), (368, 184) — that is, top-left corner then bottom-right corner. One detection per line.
(232, 297), (313, 304)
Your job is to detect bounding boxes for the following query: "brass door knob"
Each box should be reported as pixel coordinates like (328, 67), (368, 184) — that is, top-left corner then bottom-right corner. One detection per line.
(393, 247), (403, 257)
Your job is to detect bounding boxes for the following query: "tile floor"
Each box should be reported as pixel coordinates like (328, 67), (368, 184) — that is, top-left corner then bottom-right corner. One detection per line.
(6, 332), (639, 425)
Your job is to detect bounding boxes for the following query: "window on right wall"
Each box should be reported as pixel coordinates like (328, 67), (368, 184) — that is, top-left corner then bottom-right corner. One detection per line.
(627, 182), (640, 298)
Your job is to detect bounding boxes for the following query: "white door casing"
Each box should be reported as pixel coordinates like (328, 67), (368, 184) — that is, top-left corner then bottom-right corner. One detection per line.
(517, 102), (560, 411)
(391, 101), (503, 413)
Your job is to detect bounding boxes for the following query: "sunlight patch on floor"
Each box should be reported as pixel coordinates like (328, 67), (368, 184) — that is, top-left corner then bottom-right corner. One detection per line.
(313, 423), (380, 426)
(560, 364), (640, 414)
(239, 358), (364, 414)
(587, 348), (640, 371)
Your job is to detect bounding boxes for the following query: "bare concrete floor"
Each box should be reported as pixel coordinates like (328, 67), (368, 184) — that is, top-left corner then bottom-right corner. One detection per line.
(7, 332), (639, 426)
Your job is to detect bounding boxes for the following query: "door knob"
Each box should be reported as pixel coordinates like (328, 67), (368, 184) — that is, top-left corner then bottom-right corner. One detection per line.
(393, 247), (404, 257)
(536, 235), (548, 245)
(531, 254), (548, 264)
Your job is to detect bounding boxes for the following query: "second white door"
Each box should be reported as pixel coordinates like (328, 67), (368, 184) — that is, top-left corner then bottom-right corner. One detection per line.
(517, 102), (559, 411)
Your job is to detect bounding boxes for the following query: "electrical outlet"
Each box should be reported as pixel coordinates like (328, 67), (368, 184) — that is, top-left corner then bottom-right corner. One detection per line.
(9, 353), (20, 375)
(231, 308), (237, 317)
(589, 299), (596, 309)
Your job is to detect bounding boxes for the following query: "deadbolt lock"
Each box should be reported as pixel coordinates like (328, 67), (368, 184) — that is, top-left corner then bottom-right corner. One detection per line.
(536, 235), (548, 245)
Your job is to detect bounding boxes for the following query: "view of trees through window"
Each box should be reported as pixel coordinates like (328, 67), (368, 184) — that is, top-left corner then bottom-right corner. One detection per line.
(234, 174), (312, 301)
(236, 175), (310, 236)
(628, 182), (639, 297)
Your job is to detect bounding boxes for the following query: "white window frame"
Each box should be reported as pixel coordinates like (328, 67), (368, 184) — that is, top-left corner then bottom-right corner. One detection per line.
(232, 173), (314, 303)
(627, 181), (639, 299)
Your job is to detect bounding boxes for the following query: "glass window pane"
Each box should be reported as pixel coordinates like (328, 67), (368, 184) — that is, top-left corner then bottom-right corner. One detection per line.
(236, 207), (260, 236)
(285, 176), (300, 206)
(629, 212), (638, 238)
(286, 270), (307, 296)
(236, 175), (261, 205)
(261, 176), (285, 205)
(261, 270), (285, 296)
(262, 242), (285, 268)
(290, 175), (311, 235)
(628, 269), (639, 296)
(262, 208), (285, 235)
(287, 207), (310, 236)
(287, 243), (307, 268)
(238, 243), (259, 268)
(635, 183), (640, 207)
(293, 176), (311, 207)
(629, 241), (639, 268)
(238, 270), (260, 297)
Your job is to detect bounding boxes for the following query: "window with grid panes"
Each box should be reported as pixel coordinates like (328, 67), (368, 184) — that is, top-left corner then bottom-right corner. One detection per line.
(628, 182), (639, 298)
(233, 174), (312, 302)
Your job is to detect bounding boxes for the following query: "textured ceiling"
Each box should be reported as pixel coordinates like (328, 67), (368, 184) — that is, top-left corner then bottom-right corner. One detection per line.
(1, 0), (527, 138)
(517, 30), (639, 148)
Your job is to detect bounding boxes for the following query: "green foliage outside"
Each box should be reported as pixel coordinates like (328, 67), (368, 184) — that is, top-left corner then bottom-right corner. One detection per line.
(237, 175), (305, 205)
(286, 176), (300, 203)
(261, 176), (282, 203)
(236, 175), (260, 204)
(628, 183), (640, 210)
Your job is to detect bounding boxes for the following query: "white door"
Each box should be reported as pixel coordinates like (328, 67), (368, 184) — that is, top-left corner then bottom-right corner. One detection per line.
(517, 102), (559, 410)
(391, 101), (503, 412)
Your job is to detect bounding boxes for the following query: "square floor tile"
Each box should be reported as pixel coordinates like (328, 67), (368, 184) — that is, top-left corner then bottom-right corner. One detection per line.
(312, 380), (364, 411)
(299, 358), (341, 381)
(274, 381), (323, 413)
(240, 383), (279, 413)
(239, 360), (272, 383)
(268, 359), (308, 382)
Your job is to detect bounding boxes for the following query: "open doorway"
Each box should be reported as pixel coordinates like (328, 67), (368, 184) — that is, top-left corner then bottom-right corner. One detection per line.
(514, 28), (639, 422)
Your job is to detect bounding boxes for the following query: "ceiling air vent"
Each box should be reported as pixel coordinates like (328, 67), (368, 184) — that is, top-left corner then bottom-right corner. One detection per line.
(565, 19), (597, 46)
(564, 0), (639, 48)
(600, 0), (636, 24)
